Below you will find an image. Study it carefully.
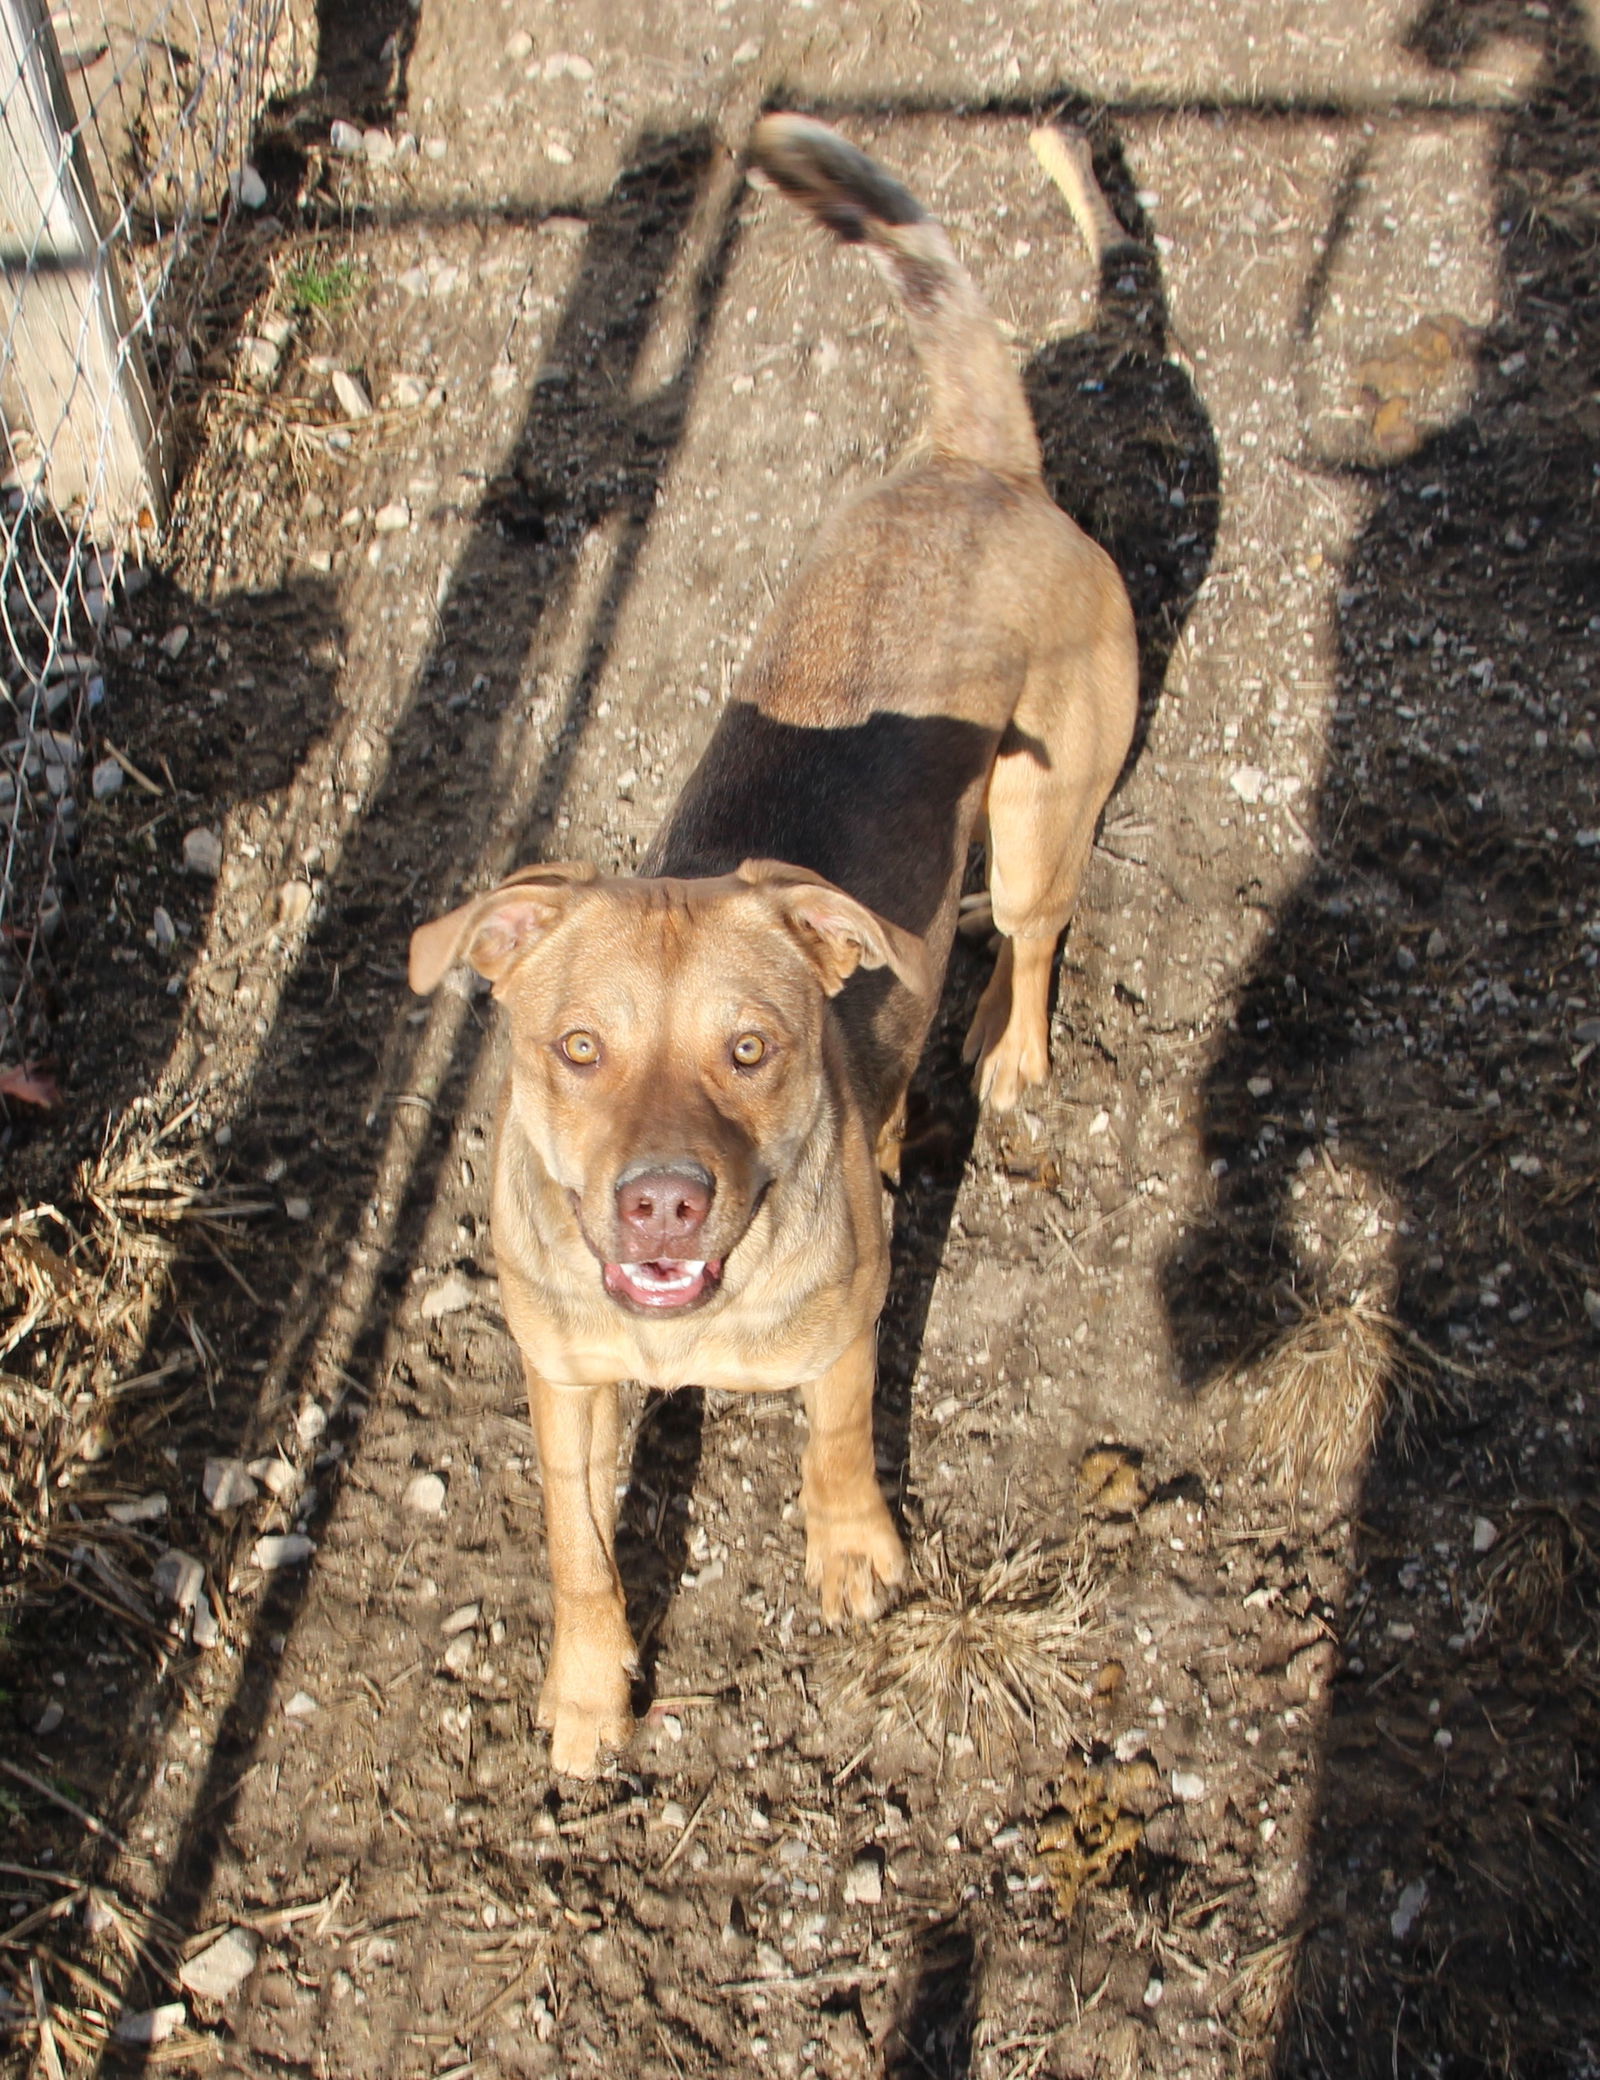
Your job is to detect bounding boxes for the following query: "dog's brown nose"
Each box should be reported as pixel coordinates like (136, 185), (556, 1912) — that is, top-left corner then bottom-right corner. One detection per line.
(615, 1165), (713, 1254)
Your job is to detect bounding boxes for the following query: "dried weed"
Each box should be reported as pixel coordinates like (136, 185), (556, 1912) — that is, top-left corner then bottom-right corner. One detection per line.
(1, 1100), (257, 1628)
(1231, 1289), (1460, 1502)
(824, 1535), (1103, 1766)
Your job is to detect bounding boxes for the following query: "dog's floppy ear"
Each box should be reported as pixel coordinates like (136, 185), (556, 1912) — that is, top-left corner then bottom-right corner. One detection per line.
(736, 858), (931, 1000)
(409, 862), (598, 994)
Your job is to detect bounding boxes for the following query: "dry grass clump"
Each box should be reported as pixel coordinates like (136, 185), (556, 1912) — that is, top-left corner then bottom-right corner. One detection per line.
(0, 1877), (197, 2071)
(825, 1536), (1104, 1765)
(1481, 1502), (1600, 1651)
(1227, 1925), (1309, 2040)
(1, 1102), (258, 1582)
(1233, 1289), (1457, 1503)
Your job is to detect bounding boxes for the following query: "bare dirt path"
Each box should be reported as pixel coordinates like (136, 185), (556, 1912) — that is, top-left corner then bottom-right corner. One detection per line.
(3, 2), (1598, 2076)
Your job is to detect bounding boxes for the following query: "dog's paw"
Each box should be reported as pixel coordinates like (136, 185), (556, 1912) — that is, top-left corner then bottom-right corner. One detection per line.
(537, 1618), (635, 1777)
(963, 1006), (1049, 1114)
(539, 1689), (633, 1778)
(970, 1019), (1050, 1112)
(806, 1504), (907, 1626)
(963, 954), (1049, 1112)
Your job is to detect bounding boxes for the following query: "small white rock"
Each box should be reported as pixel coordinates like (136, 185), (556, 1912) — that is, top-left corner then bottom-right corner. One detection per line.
(152, 1549), (205, 1610)
(1390, 1878), (1428, 1941)
(421, 1271), (475, 1320)
(544, 139), (574, 166)
(424, 137), (448, 162)
(203, 1457), (259, 1511)
(250, 1456), (300, 1499)
(234, 161), (268, 209)
(330, 119), (363, 156)
(1426, 927), (1448, 959)
(295, 1401), (327, 1446)
(108, 1492), (168, 1525)
(183, 826), (222, 877)
(843, 1850), (883, 1906)
(159, 623), (190, 660)
(506, 29), (535, 60)
(192, 1594), (220, 1650)
(1471, 1516), (1498, 1553)
(179, 1927), (259, 2001)
(37, 1702), (63, 1735)
(240, 335), (281, 381)
(404, 1471), (448, 1516)
(252, 1533), (315, 1571)
(363, 128), (395, 167)
(330, 369), (373, 419)
(397, 265), (429, 297)
(1170, 1769), (1207, 1803)
(1229, 764), (1266, 805)
(1583, 1289), (1600, 1332)
(1246, 1075), (1273, 1098)
(113, 2003), (186, 2046)
(382, 372), (429, 408)
(732, 37), (761, 63)
(374, 500), (412, 534)
(1143, 1975), (1165, 2009)
(443, 1634), (476, 1674)
(284, 1195), (312, 1222)
(276, 880), (313, 928)
(92, 757), (123, 800)
(151, 906), (176, 954)
(283, 1689), (318, 1719)
(442, 1602), (480, 1638)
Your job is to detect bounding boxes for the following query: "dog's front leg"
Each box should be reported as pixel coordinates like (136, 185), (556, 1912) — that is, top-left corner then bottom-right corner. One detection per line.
(524, 1362), (635, 1776)
(800, 1328), (907, 1625)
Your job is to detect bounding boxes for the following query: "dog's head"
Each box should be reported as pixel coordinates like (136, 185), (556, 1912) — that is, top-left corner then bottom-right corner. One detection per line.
(410, 859), (927, 1316)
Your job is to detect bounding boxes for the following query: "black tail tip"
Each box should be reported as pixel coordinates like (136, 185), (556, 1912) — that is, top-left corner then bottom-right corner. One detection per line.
(749, 113), (925, 233)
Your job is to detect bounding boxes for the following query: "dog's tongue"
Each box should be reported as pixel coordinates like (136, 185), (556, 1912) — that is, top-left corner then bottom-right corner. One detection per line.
(604, 1257), (722, 1309)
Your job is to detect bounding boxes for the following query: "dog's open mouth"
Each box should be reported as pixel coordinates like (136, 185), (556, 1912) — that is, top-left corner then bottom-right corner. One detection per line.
(603, 1257), (725, 1312)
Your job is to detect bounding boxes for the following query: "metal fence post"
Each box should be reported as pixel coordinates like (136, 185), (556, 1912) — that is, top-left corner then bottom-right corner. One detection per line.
(0, 0), (168, 537)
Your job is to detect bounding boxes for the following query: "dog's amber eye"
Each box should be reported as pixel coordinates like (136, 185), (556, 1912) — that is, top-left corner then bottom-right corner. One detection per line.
(731, 1032), (766, 1067)
(560, 1030), (600, 1066)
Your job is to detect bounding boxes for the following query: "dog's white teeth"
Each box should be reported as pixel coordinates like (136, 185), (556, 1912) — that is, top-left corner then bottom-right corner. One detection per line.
(621, 1259), (705, 1290)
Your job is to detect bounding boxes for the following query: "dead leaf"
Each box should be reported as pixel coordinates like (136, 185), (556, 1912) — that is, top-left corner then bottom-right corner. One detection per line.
(1078, 1444), (1148, 1518)
(0, 1064), (61, 1109)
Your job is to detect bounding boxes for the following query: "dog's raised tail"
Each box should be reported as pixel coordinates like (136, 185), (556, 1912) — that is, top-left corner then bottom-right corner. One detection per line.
(750, 113), (1041, 480)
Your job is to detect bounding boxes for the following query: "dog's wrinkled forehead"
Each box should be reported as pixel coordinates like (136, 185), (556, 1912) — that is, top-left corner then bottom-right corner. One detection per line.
(505, 876), (821, 1019)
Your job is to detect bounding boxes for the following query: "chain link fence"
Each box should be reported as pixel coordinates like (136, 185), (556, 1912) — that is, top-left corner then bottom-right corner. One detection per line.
(0, 0), (304, 1097)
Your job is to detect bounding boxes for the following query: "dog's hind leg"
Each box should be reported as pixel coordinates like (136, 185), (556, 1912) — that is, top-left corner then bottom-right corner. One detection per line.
(963, 546), (1137, 1111)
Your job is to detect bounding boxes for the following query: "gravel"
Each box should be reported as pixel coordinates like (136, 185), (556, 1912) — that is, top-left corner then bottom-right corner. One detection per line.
(179, 1928), (259, 2001)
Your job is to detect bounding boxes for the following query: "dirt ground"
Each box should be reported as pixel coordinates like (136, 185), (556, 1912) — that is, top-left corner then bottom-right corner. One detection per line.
(3, 0), (1600, 2075)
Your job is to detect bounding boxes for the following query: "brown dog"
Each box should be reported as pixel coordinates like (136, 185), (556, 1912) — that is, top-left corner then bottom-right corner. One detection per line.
(409, 116), (1137, 1776)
